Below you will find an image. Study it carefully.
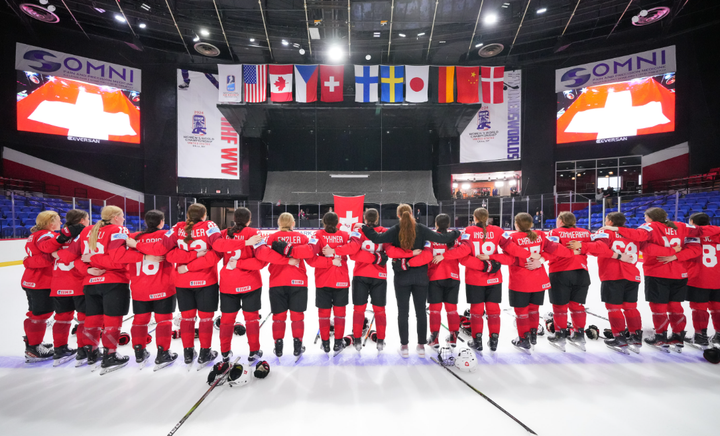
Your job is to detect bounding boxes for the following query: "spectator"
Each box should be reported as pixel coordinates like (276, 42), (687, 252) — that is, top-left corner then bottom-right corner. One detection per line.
(298, 209), (307, 220)
(595, 188), (604, 205)
(603, 187), (614, 208)
(533, 211), (541, 227)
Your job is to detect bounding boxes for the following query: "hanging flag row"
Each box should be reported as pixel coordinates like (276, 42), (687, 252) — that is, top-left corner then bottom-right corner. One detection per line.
(217, 64), (506, 104)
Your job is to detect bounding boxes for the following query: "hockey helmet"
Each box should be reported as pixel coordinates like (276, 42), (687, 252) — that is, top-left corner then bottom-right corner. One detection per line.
(454, 349), (478, 373)
(228, 363), (251, 387)
(438, 347), (455, 367)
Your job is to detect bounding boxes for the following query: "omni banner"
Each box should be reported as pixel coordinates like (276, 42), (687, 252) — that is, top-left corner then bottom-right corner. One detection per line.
(460, 69), (521, 163)
(177, 69), (240, 180)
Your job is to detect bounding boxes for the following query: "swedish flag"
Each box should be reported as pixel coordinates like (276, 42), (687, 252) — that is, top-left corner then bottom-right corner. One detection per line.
(381, 65), (404, 103)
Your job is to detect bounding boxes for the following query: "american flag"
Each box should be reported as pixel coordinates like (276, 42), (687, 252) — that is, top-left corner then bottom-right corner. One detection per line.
(243, 64), (267, 103)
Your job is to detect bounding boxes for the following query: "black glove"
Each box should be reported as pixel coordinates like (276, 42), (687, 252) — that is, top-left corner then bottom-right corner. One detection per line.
(207, 361), (230, 385)
(374, 251), (388, 266)
(57, 223), (84, 244)
(400, 258), (408, 271)
(234, 323), (246, 336)
(480, 259), (502, 274)
(271, 239), (293, 257)
(254, 360), (270, 379)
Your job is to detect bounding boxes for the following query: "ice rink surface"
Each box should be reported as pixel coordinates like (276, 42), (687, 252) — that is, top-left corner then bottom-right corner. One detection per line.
(1, 258), (718, 436)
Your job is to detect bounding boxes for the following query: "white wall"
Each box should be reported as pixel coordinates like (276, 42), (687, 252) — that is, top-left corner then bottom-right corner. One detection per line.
(0, 239), (28, 264)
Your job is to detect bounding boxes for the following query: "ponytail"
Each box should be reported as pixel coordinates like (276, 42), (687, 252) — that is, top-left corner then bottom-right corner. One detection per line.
(473, 208), (489, 241)
(89, 206), (123, 251)
(184, 203), (207, 244)
(323, 212), (339, 233)
(557, 211), (576, 228)
(229, 207), (251, 235)
(515, 212), (538, 242)
(278, 213), (294, 232)
(397, 204), (416, 250)
(134, 210), (165, 240)
(645, 207), (677, 230)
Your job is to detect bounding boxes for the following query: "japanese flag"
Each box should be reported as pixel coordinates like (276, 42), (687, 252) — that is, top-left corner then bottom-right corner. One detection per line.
(269, 65), (293, 102)
(405, 65), (429, 103)
(333, 195), (365, 232)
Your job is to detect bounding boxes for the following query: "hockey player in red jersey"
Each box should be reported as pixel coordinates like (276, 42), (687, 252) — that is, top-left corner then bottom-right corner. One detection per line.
(32, 210), (88, 366)
(674, 213), (720, 348)
(601, 207), (706, 350)
(122, 210), (181, 370)
(255, 212), (317, 360)
(571, 212), (672, 353)
(211, 207), (265, 363)
(435, 208), (518, 352)
(503, 213), (577, 354)
(21, 211), (63, 362)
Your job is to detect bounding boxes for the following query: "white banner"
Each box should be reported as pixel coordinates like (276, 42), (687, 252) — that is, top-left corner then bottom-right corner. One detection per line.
(177, 69), (240, 180)
(460, 70), (521, 163)
(555, 45), (676, 92)
(217, 64), (242, 102)
(15, 43), (141, 91)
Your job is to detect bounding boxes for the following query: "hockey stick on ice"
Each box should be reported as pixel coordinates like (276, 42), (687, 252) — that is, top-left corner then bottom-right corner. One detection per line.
(166, 355), (241, 436)
(362, 313), (376, 346)
(427, 308), (465, 342)
(585, 308), (609, 322)
(430, 357), (537, 435)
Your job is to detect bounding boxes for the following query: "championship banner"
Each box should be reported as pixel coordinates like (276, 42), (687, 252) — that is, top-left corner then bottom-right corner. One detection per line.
(15, 43), (140, 91)
(556, 45), (676, 92)
(177, 69), (240, 180)
(460, 70), (521, 163)
(218, 64), (242, 102)
(333, 195), (365, 232)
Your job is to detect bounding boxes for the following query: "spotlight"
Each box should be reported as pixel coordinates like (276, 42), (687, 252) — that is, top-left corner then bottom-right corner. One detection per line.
(200, 28), (210, 37)
(365, 54), (371, 60)
(475, 43), (483, 48)
(282, 40), (289, 46)
(139, 23), (146, 29)
(299, 48), (306, 55)
(536, 8), (547, 14)
(47, 5), (56, 12)
(115, 14), (126, 23)
(417, 32), (425, 36)
(484, 14), (498, 25)
(328, 45), (344, 62)
(193, 34), (200, 42)
(249, 38), (255, 42)
(398, 33), (406, 37)
(94, 7), (105, 13)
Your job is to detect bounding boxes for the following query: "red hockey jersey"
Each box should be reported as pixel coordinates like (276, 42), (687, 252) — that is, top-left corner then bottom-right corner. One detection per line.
(125, 231), (176, 301)
(504, 230), (575, 293)
(545, 227), (594, 273)
(684, 232), (720, 289)
(335, 226), (389, 280)
(21, 230), (56, 290)
(214, 227), (266, 294)
(306, 229), (351, 289)
(442, 225), (517, 286)
(58, 225), (131, 286)
(255, 230), (315, 288)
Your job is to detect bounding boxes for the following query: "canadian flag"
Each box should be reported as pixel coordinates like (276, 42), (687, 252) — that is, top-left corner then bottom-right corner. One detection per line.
(333, 195), (365, 232)
(481, 66), (504, 104)
(269, 65), (293, 102)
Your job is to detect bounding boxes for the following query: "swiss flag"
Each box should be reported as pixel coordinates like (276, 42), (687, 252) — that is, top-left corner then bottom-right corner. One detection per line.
(321, 65), (344, 102)
(481, 66), (504, 104)
(269, 65), (293, 102)
(333, 195), (365, 232)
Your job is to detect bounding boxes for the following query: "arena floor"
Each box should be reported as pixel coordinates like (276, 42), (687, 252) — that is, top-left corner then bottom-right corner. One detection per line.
(0, 258), (717, 436)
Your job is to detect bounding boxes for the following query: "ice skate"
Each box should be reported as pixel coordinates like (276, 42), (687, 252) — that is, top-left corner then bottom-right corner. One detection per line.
(196, 348), (218, 370)
(52, 344), (76, 367)
(85, 345), (101, 371)
(274, 339), (284, 357)
(628, 329), (643, 354)
(604, 334), (629, 355)
(446, 331), (459, 348)
(416, 344), (426, 358)
(567, 330), (587, 352)
(645, 331), (670, 353)
(529, 328), (538, 346)
(488, 333), (499, 352)
(321, 339), (330, 354)
(75, 346), (88, 367)
(353, 337), (362, 353)
(399, 344), (409, 358)
(668, 331), (685, 353)
(332, 338), (346, 357)
(248, 350), (263, 362)
(221, 350), (233, 363)
(427, 331), (440, 351)
(99, 350), (129, 375)
(711, 332), (720, 348)
(133, 344), (150, 369)
(25, 343), (54, 363)
(293, 338), (305, 363)
(547, 329), (567, 352)
(684, 330), (710, 350)
(512, 334), (532, 354)
(376, 339), (385, 355)
(153, 346), (177, 371)
(184, 347), (197, 371)
(468, 333), (483, 352)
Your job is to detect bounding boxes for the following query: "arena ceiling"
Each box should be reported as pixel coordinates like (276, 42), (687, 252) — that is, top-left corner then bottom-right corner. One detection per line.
(5, 0), (719, 66)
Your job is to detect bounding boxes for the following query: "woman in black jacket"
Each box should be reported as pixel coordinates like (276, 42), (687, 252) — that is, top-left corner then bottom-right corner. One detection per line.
(362, 204), (459, 358)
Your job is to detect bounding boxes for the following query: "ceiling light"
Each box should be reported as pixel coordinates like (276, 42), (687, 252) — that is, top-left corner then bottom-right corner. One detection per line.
(140, 3), (151, 12)
(365, 54), (371, 60)
(47, 5), (56, 12)
(292, 43), (300, 48)
(39, 0), (48, 4)
(249, 38), (255, 42)
(417, 32), (425, 36)
(475, 43), (483, 48)
(193, 34), (200, 42)
(114, 14), (126, 23)
(439, 40), (446, 44)
(398, 33), (406, 37)
(139, 23), (146, 29)
(309, 27), (320, 39)
(200, 28), (210, 37)
(484, 14), (498, 25)
(328, 45), (344, 62)
(501, 2), (510, 8)
(373, 32), (381, 37)
(537, 8), (547, 14)
(94, 7), (105, 13)
(299, 48), (306, 55)
(461, 183), (471, 190)
(282, 40), (289, 46)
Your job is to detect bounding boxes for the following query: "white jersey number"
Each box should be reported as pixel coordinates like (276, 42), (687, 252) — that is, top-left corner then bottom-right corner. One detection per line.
(361, 240), (383, 254)
(611, 240), (638, 263)
(702, 244), (720, 268)
(472, 241), (496, 256)
(136, 258), (161, 276)
(177, 239), (208, 252)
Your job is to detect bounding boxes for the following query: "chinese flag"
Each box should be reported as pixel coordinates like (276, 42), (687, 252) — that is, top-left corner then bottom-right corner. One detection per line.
(438, 66), (454, 103)
(333, 195), (365, 232)
(456, 66), (480, 104)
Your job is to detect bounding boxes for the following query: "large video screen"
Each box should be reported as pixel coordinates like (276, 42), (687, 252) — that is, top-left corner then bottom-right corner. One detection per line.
(556, 73), (675, 144)
(17, 71), (141, 144)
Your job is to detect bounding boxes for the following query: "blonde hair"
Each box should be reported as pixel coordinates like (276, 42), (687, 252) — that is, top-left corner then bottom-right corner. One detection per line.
(88, 206), (123, 251)
(397, 204), (416, 250)
(473, 208), (489, 241)
(184, 203), (207, 244)
(30, 211), (60, 233)
(515, 213), (538, 242)
(278, 213), (294, 232)
(557, 211), (576, 228)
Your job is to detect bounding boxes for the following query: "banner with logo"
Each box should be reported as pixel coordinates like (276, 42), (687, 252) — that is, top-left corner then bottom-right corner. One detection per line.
(177, 69), (240, 180)
(333, 195), (365, 232)
(460, 70), (521, 163)
(555, 45), (676, 92)
(217, 64), (242, 102)
(15, 43), (141, 91)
